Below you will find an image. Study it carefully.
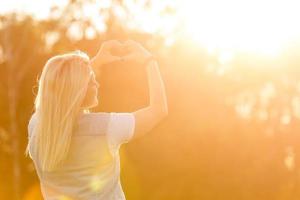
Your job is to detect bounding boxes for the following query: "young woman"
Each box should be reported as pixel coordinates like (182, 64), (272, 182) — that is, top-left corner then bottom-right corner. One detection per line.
(25, 40), (168, 200)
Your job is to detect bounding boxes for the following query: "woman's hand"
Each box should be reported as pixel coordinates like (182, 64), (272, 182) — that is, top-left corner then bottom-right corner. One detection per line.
(122, 40), (152, 64)
(91, 40), (122, 68)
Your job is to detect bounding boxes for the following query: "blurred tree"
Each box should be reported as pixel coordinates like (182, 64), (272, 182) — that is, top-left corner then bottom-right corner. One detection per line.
(0, 14), (46, 200)
(2, 0), (300, 200)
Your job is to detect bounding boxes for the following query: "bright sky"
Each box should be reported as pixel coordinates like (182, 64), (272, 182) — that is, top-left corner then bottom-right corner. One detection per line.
(0, 0), (68, 19)
(1, 0), (300, 58)
(178, 0), (300, 56)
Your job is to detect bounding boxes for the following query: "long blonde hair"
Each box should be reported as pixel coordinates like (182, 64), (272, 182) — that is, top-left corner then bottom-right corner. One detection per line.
(25, 51), (92, 171)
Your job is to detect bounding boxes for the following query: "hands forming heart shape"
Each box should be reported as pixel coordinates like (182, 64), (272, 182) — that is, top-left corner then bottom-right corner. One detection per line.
(93, 40), (152, 67)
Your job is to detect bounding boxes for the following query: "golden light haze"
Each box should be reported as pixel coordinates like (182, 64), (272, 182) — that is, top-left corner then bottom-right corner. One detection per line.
(180, 0), (300, 56)
(1, 0), (300, 57)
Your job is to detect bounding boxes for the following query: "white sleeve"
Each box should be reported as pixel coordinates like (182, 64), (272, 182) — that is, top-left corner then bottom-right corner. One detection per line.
(107, 112), (135, 147)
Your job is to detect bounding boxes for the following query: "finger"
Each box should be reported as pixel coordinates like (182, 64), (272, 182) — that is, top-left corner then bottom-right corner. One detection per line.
(124, 40), (138, 50)
(108, 55), (122, 63)
(96, 52), (121, 66)
(101, 53), (122, 64)
(121, 53), (138, 62)
(124, 40), (138, 46)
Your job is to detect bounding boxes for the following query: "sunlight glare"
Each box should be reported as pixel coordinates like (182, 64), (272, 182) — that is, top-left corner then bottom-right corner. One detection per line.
(180, 0), (300, 56)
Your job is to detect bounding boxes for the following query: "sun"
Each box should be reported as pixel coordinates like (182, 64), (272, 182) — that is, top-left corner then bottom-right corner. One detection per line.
(179, 0), (300, 57)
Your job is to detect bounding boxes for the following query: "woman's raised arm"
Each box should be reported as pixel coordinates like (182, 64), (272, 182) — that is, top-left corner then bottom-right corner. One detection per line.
(132, 60), (168, 140)
(123, 40), (168, 140)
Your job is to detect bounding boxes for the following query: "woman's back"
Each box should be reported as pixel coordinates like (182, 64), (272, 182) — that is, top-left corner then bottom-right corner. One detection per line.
(25, 40), (168, 199)
(28, 112), (135, 200)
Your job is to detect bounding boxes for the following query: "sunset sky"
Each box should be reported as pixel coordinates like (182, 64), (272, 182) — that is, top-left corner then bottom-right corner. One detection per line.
(0, 0), (68, 18)
(1, 0), (300, 57)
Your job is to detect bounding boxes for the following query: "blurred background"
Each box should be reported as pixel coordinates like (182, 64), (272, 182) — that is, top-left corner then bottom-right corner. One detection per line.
(1, 0), (300, 199)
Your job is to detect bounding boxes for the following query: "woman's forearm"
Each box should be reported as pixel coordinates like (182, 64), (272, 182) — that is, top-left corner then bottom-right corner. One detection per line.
(90, 57), (97, 69)
(146, 60), (168, 116)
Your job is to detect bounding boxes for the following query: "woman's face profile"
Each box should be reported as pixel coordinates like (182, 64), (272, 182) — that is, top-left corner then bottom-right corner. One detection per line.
(82, 70), (99, 109)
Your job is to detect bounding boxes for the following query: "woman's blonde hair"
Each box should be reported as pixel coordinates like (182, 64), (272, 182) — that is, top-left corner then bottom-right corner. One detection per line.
(25, 50), (92, 171)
